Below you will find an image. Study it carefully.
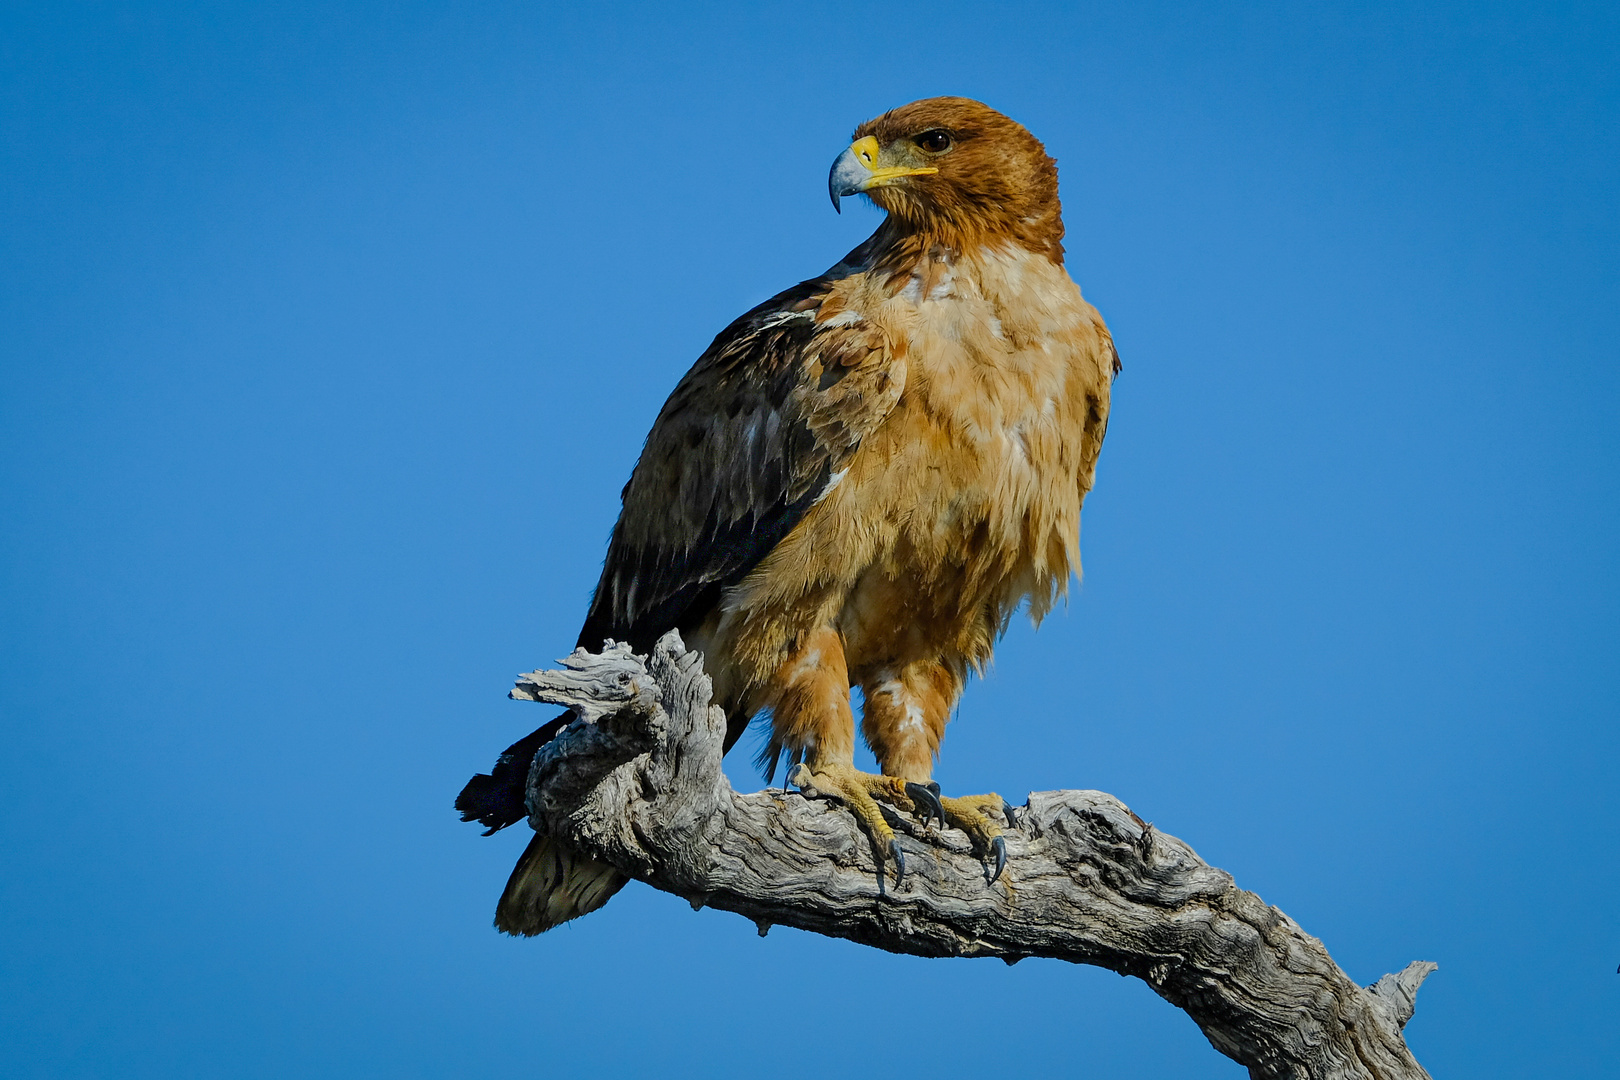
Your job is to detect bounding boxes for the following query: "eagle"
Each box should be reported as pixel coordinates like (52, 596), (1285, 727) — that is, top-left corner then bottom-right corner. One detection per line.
(458, 97), (1118, 935)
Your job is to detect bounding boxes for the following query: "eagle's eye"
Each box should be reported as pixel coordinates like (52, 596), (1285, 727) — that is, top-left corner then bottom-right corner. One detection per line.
(914, 129), (953, 154)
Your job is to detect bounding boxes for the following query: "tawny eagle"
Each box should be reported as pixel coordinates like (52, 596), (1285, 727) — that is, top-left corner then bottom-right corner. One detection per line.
(458, 97), (1118, 935)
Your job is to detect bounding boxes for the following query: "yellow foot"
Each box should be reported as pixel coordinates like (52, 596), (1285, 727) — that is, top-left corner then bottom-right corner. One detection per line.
(939, 792), (1019, 884)
(785, 761), (938, 890)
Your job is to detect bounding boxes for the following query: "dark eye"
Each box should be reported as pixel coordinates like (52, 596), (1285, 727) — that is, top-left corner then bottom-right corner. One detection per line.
(914, 129), (953, 154)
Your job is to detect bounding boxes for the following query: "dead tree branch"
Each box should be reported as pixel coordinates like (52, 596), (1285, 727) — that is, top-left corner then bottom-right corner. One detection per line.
(509, 631), (1435, 1080)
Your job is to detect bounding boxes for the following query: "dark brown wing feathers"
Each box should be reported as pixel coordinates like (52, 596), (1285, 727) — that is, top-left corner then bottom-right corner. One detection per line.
(576, 275), (899, 654)
(457, 270), (898, 836)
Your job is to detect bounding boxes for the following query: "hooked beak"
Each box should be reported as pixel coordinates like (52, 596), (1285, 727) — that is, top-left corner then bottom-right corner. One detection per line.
(828, 135), (938, 213)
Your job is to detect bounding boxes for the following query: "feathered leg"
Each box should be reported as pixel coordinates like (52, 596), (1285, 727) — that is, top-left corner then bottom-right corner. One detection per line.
(861, 658), (1018, 884)
(766, 628), (931, 888)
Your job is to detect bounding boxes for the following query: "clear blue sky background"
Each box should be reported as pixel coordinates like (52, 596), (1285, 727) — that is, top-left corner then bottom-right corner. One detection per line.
(2, 3), (1616, 1077)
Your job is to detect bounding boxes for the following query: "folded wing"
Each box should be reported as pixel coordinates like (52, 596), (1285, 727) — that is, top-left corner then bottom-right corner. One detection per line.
(578, 276), (902, 654)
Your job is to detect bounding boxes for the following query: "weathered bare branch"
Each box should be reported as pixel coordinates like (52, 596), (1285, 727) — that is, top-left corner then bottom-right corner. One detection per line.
(511, 632), (1435, 1080)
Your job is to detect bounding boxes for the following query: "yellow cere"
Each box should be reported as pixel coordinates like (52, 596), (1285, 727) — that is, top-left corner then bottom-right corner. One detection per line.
(848, 135), (938, 187)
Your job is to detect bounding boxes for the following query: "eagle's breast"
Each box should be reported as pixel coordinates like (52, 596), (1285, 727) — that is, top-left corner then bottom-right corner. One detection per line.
(708, 243), (1112, 687)
(829, 243), (1113, 667)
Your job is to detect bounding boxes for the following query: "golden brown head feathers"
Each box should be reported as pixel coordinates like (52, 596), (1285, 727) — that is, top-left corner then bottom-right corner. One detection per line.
(852, 97), (1063, 262)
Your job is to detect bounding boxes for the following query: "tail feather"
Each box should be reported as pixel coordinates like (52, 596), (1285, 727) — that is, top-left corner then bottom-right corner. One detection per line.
(456, 712), (573, 834)
(464, 701), (749, 935)
(495, 833), (629, 935)
(459, 709), (627, 935)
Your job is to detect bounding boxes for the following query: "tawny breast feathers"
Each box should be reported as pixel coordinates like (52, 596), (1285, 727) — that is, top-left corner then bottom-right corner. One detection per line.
(721, 243), (1113, 686)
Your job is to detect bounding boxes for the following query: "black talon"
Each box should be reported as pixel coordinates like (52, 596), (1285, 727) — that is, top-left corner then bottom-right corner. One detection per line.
(1003, 800), (1019, 829)
(905, 781), (945, 827)
(889, 838), (906, 890)
(989, 835), (1007, 884)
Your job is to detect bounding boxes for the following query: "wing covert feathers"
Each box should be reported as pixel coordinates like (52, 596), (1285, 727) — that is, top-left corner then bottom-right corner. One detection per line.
(578, 279), (903, 653)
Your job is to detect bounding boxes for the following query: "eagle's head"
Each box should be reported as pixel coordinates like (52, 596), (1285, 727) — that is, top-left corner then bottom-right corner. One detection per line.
(829, 96), (1063, 261)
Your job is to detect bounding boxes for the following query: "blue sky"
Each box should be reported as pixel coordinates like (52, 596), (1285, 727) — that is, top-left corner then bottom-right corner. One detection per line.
(2, 2), (1616, 1076)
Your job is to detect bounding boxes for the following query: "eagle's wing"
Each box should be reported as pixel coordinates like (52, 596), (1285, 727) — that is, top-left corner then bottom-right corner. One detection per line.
(457, 274), (898, 846)
(577, 277), (902, 653)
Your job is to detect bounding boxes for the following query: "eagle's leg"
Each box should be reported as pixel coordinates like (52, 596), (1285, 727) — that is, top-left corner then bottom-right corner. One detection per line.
(861, 660), (1018, 884)
(767, 629), (929, 888)
(786, 760), (922, 888)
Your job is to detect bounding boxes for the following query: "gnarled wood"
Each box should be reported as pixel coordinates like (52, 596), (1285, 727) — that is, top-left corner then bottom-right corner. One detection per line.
(508, 632), (1434, 1080)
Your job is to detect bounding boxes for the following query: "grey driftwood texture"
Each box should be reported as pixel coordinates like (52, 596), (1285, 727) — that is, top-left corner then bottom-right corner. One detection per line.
(511, 631), (1435, 1080)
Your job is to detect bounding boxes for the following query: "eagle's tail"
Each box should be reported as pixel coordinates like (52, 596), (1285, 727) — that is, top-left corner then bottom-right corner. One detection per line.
(458, 710), (630, 934)
(456, 712), (574, 834)
(494, 833), (629, 935)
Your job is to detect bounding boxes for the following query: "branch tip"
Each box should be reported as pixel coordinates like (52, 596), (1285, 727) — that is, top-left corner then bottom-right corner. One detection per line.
(1367, 960), (1439, 1030)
